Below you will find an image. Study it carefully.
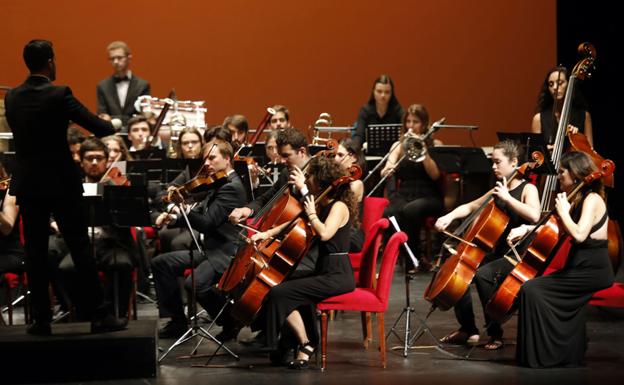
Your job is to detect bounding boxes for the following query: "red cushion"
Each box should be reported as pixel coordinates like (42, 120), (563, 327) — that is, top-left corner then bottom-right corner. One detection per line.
(317, 288), (386, 313)
(589, 283), (624, 308)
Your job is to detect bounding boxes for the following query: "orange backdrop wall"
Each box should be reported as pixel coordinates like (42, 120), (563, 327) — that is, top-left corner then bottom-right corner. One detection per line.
(1, 0), (556, 146)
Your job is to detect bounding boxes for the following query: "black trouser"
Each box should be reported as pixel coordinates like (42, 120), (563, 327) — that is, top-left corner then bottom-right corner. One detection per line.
(19, 196), (106, 323)
(151, 249), (226, 320)
(453, 255), (513, 338)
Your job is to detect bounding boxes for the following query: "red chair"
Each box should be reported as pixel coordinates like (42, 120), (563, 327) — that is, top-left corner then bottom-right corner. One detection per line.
(589, 283), (624, 308)
(317, 231), (408, 370)
(350, 197), (389, 279)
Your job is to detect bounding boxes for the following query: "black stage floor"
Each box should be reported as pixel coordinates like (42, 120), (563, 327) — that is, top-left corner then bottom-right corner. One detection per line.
(4, 265), (624, 385)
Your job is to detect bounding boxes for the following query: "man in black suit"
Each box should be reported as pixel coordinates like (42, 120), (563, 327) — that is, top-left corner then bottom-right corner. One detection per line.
(4, 39), (126, 335)
(151, 140), (247, 338)
(96, 41), (150, 131)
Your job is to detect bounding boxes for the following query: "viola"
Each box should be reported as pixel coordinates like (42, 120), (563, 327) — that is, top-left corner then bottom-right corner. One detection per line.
(222, 165), (362, 325)
(424, 152), (544, 311)
(485, 159), (615, 323)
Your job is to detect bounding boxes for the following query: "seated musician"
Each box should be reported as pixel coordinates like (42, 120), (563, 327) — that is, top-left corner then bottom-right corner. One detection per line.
(53, 138), (137, 320)
(0, 164), (25, 279)
(380, 104), (443, 271)
(434, 139), (540, 350)
(269, 105), (292, 130)
(223, 114), (249, 152)
(67, 125), (86, 165)
(102, 134), (132, 167)
(250, 156), (357, 368)
(151, 140), (246, 339)
(127, 114), (161, 151)
(334, 137), (365, 252)
(154, 127), (205, 253)
(507, 151), (613, 367)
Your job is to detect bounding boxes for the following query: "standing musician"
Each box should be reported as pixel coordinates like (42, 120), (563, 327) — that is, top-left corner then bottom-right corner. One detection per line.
(352, 74), (404, 151)
(96, 41), (151, 131)
(531, 66), (593, 148)
(53, 138), (137, 320)
(434, 140), (540, 350)
(380, 104), (443, 270)
(250, 156), (357, 369)
(4, 39), (126, 335)
(508, 151), (613, 367)
(151, 140), (246, 339)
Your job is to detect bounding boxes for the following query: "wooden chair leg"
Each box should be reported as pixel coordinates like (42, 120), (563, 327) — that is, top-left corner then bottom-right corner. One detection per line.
(377, 312), (386, 368)
(321, 310), (328, 371)
(361, 311), (372, 348)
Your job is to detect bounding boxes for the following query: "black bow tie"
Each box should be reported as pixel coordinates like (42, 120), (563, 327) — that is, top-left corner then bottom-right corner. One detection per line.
(114, 75), (129, 83)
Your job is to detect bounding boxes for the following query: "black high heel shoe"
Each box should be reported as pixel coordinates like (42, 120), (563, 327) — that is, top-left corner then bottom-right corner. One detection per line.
(288, 343), (315, 370)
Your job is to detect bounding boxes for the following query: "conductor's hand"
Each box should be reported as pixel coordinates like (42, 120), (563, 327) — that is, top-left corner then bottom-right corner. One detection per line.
(229, 207), (253, 224)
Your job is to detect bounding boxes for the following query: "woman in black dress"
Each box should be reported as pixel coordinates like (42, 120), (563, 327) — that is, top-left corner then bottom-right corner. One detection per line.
(251, 156), (358, 369)
(381, 104), (443, 270)
(508, 151), (613, 368)
(334, 137), (365, 252)
(531, 66), (593, 148)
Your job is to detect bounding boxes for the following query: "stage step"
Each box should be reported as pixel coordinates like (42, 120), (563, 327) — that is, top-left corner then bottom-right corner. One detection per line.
(0, 319), (157, 384)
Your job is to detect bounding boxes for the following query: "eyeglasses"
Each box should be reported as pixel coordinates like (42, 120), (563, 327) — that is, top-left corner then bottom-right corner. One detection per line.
(84, 155), (107, 162)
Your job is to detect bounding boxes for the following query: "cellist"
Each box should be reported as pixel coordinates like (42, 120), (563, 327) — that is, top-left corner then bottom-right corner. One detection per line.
(250, 156), (357, 369)
(434, 140), (540, 350)
(507, 151), (613, 367)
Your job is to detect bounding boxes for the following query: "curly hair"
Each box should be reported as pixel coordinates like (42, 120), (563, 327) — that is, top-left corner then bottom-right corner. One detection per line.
(307, 156), (360, 229)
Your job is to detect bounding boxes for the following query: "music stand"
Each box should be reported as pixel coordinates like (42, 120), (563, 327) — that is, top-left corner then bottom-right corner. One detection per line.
(496, 132), (556, 175)
(157, 199), (239, 364)
(132, 147), (166, 160)
(233, 160), (255, 202)
(365, 123), (402, 156)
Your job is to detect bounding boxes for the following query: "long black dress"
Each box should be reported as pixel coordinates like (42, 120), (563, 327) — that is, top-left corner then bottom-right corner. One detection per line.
(264, 201), (356, 349)
(516, 196), (614, 368)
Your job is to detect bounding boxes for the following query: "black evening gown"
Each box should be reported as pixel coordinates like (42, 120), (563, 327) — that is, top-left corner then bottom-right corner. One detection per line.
(516, 209), (614, 368)
(264, 201), (356, 349)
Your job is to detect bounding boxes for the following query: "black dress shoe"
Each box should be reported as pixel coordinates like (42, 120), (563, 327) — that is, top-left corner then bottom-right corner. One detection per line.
(158, 320), (188, 339)
(288, 343), (315, 370)
(26, 322), (52, 336)
(91, 314), (128, 333)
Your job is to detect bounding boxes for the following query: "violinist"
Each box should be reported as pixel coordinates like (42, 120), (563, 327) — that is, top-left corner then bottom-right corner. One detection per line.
(5, 40), (125, 335)
(380, 104), (443, 270)
(151, 140), (247, 339)
(507, 151), (613, 367)
(154, 127), (205, 253)
(102, 135), (132, 168)
(531, 66), (593, 148)
(434, 140), (540, 350)
(250, 156), (357, 368)
(53, 138), (137, 320)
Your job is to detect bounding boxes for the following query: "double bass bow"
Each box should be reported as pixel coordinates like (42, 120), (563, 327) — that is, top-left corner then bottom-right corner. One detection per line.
(423, 152), (544, 311)
(485, 158), (615, 323)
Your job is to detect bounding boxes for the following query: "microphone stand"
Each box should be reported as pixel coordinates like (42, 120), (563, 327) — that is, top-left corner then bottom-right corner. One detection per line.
(158, 201), (239, 363)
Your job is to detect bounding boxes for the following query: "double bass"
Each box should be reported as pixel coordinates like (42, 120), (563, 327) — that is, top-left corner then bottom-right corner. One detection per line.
(486, 159), (615, 323)
(423, 152), (544, 311)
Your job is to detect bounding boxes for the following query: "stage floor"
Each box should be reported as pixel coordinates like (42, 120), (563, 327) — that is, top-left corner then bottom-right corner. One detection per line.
(5, 264), (624, 385)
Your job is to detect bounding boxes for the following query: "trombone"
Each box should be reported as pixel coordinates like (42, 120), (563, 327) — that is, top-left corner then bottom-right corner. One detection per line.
(365, 117), (446, 197)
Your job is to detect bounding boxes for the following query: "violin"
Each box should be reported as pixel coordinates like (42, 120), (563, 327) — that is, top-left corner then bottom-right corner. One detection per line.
(424, 152), (544, 311)
(485, 159), (615, 323)
(233, 107), (275, 178)
(163, 169), (228, 204)
(99, 153), (130, 186)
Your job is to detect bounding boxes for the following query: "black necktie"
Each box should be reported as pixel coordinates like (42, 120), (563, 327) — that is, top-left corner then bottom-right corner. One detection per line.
(114, 75), (129, 83)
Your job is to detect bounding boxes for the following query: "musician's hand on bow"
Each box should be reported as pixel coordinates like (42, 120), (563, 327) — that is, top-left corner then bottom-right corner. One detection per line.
(229, 207), (252, 224)
(435, 214), (454, 232)
(493, 177), (512, 203)
(555, 192), (571, 216)
(566, 124), (580, 135)
(507, 225), (531, 245)
(289, 165), (306, 192)
(250, 231), (270, 243)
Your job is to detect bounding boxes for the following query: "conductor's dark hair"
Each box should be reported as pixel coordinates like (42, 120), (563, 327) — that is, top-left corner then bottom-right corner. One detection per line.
(23, 40), (54, 72)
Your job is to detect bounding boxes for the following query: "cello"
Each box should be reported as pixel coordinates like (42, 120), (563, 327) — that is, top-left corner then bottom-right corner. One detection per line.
(423, 152), (544, 311)
(485, 159), (615, 323)
(228, 164), (362, 325)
